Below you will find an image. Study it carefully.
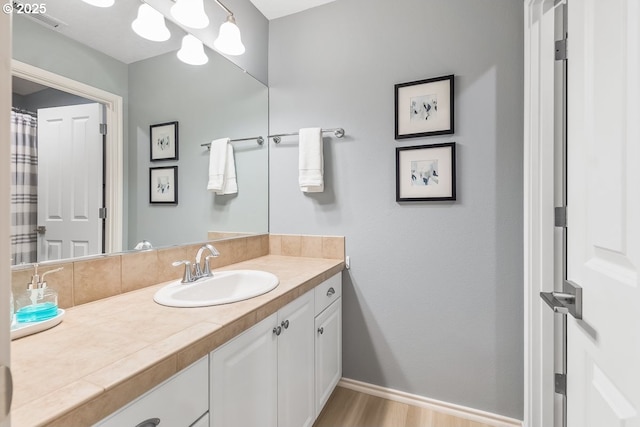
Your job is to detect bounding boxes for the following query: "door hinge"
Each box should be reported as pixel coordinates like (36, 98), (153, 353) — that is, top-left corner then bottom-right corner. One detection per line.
(555, 206), (567, 228)
(555, 39), (567, 61)
(99, 123), (107, 135)
(555, 373), (567, 395)
(99, 207), (107, 219)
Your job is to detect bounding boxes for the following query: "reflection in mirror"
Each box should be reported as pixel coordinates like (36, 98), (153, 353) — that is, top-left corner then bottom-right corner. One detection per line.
(10, 7), (268, 267)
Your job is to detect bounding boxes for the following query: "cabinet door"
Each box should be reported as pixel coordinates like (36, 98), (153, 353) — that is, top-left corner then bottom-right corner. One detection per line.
(211, 313), (278, 427)
(278, 290), (315, 427)
(315, 298), (342, 416)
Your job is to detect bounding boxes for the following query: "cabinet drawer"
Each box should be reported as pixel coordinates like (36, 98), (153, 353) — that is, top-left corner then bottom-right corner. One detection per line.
(95, 356), (208, 427)
(314, 272), (342, 315)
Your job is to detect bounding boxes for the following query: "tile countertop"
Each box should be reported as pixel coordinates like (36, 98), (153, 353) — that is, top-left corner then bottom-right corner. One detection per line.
(10, 255), (345, 427)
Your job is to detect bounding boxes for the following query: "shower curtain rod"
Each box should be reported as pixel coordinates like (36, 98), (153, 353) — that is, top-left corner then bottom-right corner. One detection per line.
(270, 128), (345, 144)
(11, 107), (37, 116)
(201, 136), (265, 150)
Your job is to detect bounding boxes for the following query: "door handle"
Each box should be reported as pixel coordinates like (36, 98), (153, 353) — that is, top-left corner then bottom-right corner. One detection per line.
(0, 364), (12, 423)
(540, 280), (582, 319)
(34, 225), (46, 234)
(135, 418), (160, 427)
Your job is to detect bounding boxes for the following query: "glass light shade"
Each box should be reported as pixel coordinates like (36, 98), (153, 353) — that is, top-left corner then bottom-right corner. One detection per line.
(132, 4), (170, 42)
(177, 35), (209, 65)
(81, 0), (115, 7)
(213, 16), (245, 56)
(171, 0), (209, 29)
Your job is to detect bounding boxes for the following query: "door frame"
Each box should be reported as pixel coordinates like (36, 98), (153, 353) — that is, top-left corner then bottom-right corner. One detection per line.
(1, 10), (11, 427)
(523, 0), (560, 426)
(11, 60), (124, 254)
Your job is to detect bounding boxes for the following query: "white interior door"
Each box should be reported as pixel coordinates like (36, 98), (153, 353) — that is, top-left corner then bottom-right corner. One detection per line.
(37, 103), (104, 261)
(566, 1), (640, 426)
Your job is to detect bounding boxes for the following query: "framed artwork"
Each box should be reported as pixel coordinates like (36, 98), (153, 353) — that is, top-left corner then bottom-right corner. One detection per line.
(395, 75), (454, 139)
(150, 166), (178, 204)
(150, 121), (179, 161)
(396, 142), (456, 201)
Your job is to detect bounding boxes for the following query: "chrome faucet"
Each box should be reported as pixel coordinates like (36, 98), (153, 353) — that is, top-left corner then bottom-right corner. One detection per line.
(194, 244), (220, 278)
(172, 244), (220, 284)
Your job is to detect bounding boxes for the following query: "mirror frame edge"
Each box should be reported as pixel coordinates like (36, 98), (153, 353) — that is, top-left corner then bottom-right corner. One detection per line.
(11, 59), (124, 256)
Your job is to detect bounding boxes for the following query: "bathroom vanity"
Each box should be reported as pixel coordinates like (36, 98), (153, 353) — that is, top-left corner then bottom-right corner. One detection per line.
(10, 251), (344, 427)
(96, 273), (342, 427)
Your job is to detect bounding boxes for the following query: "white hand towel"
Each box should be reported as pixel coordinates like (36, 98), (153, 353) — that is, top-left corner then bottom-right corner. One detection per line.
(217, 144), (238, 195)
(298, 127), (324, 193)
(207, 138), (229, 192)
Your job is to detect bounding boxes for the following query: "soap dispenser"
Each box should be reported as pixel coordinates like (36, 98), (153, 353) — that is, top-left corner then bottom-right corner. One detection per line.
(15, 264), (63, 323)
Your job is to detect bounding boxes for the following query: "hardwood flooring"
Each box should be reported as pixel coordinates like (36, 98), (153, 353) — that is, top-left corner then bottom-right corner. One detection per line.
(313, 387), (494, 427)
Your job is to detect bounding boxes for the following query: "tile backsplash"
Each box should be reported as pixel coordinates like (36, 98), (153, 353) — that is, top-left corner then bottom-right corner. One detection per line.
(11, 234), (344, 309)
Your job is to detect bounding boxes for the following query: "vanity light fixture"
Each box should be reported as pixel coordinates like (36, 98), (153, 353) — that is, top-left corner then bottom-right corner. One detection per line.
(171, 0), (210, 29)
(213, 0), (245, 56)
(132, 3), (171, 42)
(177, 34), (209, 65)
(80, 0), (115, 7)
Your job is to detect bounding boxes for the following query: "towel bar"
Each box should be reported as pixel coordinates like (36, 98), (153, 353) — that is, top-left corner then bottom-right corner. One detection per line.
(201, 136), (264, 150)
(270, 128), (345, 144)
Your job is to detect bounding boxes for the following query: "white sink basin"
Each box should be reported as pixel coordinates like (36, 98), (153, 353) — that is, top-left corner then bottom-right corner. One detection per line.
(153, 270), (279, 308)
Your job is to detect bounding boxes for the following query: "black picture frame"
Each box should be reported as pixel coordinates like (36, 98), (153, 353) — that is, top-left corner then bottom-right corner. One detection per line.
(150, 121), (179, 161)
(395, 75), (454, 139)
(396, 142), (456, 201)
(149, 166), (178, 204)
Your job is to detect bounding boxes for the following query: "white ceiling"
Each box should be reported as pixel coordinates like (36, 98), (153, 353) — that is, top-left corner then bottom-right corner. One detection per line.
(248, 0), (337, 20)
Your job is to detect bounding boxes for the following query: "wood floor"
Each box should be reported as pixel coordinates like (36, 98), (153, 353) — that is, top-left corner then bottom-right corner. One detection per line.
(313, 387), (494, 427)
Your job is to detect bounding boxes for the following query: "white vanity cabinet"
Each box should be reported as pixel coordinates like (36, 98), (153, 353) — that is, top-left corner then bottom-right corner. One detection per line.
(314, 273), (342, 416)
(210, 290), (315, 427)
(94, 356), (208, 427)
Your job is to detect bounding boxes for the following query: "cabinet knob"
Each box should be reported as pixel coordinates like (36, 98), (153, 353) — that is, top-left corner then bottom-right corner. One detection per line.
(135, 418), (161, 427)
(318, 327), (324, 335)
(273, 326), (282, 336)
(281, 320), (289, 329)
(326, 287), (335, 297)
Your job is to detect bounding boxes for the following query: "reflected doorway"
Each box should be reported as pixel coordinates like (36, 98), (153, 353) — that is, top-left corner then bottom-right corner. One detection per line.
(11, 60), (124, 265)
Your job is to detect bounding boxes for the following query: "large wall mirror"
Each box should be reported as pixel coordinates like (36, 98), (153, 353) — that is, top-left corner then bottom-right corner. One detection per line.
(10, 0), (269, 267)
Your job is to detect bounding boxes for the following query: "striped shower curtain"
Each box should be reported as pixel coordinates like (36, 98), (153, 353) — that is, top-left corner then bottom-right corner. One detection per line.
(10, 108), (38, 265)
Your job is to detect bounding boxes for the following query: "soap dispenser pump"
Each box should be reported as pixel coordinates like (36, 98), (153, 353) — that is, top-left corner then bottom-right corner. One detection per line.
(15, 264), (63, 323)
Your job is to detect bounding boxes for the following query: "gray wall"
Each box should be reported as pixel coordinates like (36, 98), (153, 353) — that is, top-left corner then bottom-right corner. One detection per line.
(12, 16), (129, 98)
(127, 49), (269, 249)
(268, 0), (524, 419)
(13, 87), (93, 112)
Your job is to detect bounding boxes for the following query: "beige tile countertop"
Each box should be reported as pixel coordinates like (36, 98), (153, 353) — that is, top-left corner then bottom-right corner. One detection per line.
(10, 255), (344, 427)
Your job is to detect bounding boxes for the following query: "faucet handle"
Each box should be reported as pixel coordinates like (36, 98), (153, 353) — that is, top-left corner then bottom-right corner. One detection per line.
(172, 260), (193, 283)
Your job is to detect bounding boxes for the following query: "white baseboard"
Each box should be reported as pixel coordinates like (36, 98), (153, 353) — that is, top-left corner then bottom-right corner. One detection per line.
(338, 378), (523, 427)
